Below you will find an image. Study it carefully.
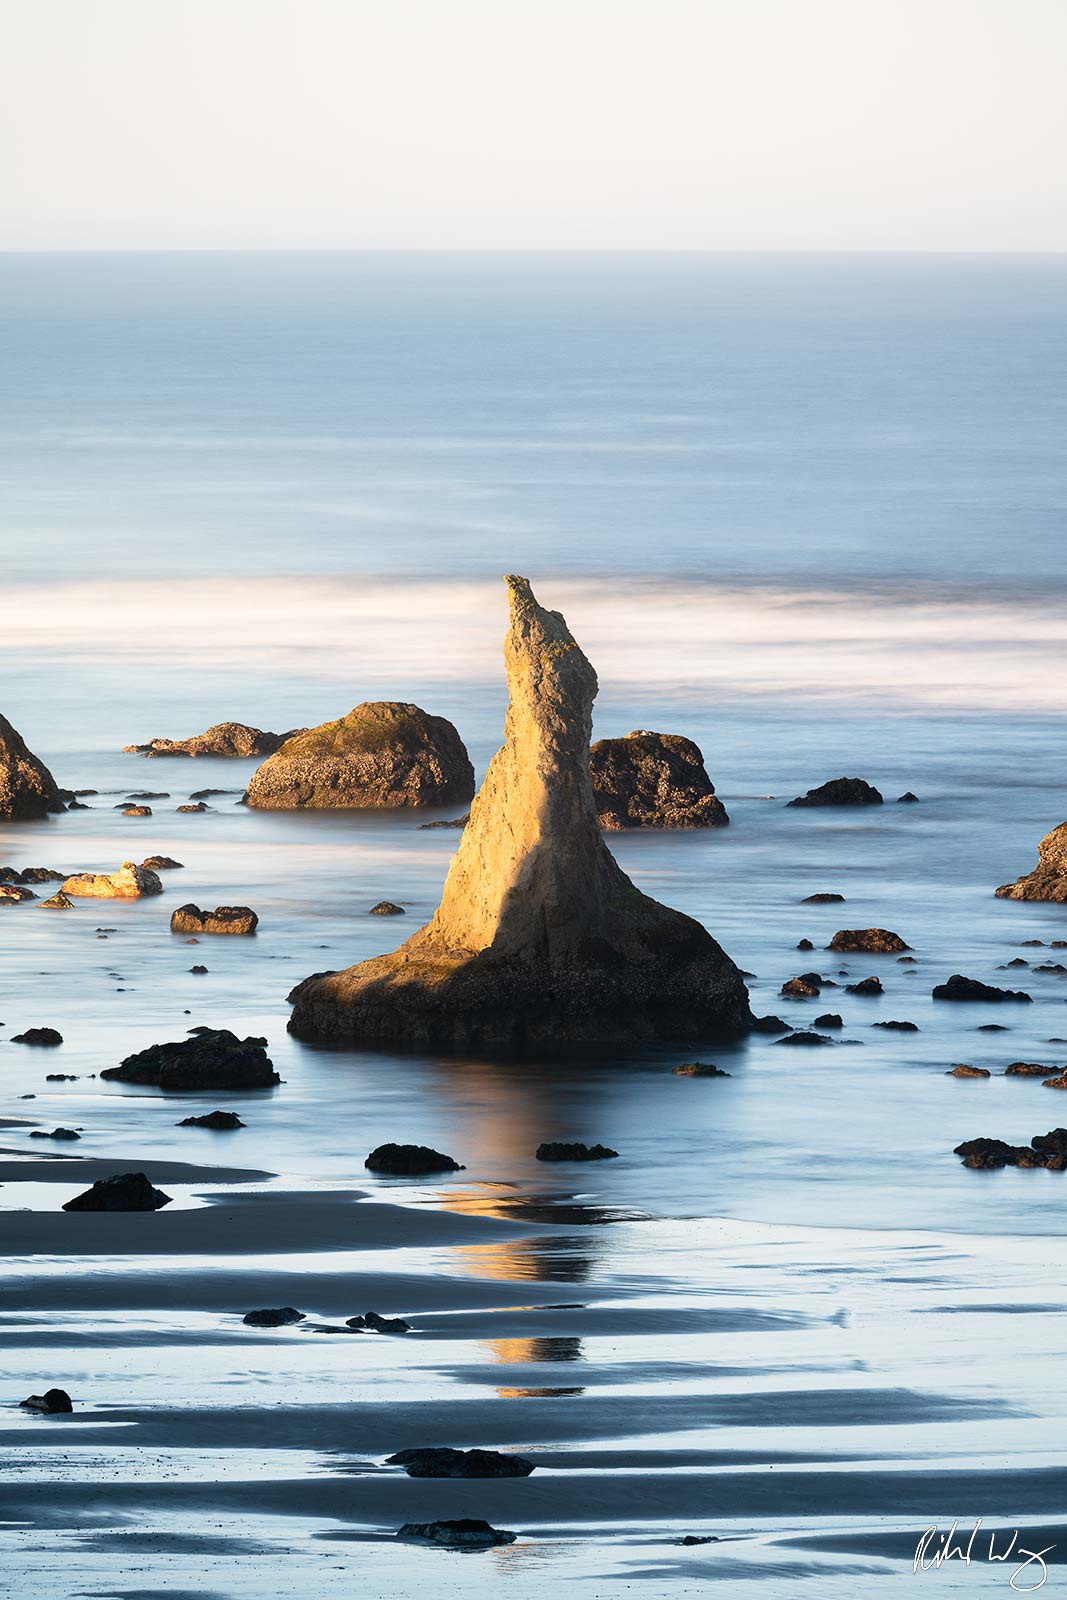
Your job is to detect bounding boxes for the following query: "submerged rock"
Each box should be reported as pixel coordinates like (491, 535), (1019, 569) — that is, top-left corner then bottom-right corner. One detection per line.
(932, 975), (1032, 1004)
(536, 1141), (619, 1161)
(170, 904), (258, 936)
(672, 1061), (731, 1076)
(0, 713), (64, 820)
(828, 929), (910, 954)
(62, 862), (163, 900)
(177, 1110), (245, 1128)
(801, 892), (846, 904)
(776, 1031), (834, 1046)
(19, 1388), (73, 1414)
(874, 1019), (919, 1032)
(365, 1143), (463, 1175)
(995, 822), (1067, 903)
(125, 723), (302, 759)
(29, 1127), (80, 1140)
(387, 1447), (535, 1478)
(62, 1172), (172, 1211)
(245, 702), (474, 811)
(789, 778), (884, 808)
(12, 1027), (63, 1046)
(589, 730), (728, 828)
(100, 1029), (279, 1091)
(346, 1311), (411, 1334)
(288, 578), (751, 1047)
(243, 1307), (305, 1326)
(396, 1519), (516, 1549)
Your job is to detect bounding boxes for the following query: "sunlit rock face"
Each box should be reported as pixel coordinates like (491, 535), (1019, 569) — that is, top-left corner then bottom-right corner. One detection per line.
(288, 576), (751, 1047)
(124, 722), (300, 758)
(0, 713), (64, 821)
(62, 862), (163, 899)
(996, 822), (1067, 903)
(245, 702), (474, 810)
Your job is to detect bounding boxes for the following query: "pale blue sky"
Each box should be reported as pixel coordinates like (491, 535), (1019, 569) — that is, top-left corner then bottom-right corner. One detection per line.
(2, 0), (1064, 250)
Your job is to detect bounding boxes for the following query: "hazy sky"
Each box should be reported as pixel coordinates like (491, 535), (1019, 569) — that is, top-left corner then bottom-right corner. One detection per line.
(2, 0), (1064, 251)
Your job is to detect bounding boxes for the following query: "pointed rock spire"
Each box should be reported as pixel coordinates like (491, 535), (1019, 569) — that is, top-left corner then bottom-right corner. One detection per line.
(289, 577), (751, 1046)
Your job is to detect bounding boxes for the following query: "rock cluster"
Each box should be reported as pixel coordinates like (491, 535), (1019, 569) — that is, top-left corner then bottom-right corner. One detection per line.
(995, 822), (1067, 903)
(125, 722), (302, 759)
(101, 1029), (279, 1091)
(955, 1128), (1067, 1169)
(170, 904), (258, 935)
(288, 578), (751, 1047)
(245, 702), (474, 810)
(62, 862), (163, 900)
(0, 713), (64, 820)
(589, 731), (728, 828)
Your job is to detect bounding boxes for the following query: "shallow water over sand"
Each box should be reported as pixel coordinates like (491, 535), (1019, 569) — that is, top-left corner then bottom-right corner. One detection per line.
(2, 253), (1066, 1596)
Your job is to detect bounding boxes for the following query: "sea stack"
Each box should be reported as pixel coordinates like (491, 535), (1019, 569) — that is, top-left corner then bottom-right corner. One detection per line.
(288, 576), (751, 1046)
(996, 822), (1067, 903)
(0, 713), (64, 821)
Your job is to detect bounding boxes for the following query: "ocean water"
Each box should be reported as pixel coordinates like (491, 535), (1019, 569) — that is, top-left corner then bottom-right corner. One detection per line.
(2, 253), (1067, 1598)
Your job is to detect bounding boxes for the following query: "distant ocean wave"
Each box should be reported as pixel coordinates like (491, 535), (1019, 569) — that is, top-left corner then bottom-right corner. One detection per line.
(5, 574), (1066, 713)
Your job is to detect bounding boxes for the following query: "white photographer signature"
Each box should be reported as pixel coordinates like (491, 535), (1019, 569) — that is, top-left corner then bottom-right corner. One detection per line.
(914, 1520), (1053, 1591)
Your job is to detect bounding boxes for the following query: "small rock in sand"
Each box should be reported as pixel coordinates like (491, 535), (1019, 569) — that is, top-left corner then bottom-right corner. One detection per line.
(243, 1307), (305, 1326)
(387, 1447), (534, 1478)
(536, 1141), (618, 1161)
(19, 1388), (73, 1414)
(396, 1519), (516, 1549)
(62, 1172), (172, 1211)
(365, 1143), (464, 1175)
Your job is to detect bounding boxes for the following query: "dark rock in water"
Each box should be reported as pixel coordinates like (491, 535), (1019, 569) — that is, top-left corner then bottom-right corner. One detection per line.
(39, 891), (75, 909)
(751, 1014), (792, 1033)
(681, 1535), (721, 1545)
(978, 1024), (1009, 1032)
(245, 703), (475, 811)
(288, 578), (751, 1047)
(801, 893), (845, 904)
(1001, 958), (1030, 969)
(897, 791), (920, 803)
(126, 791), (169, 800)
(177, 1110), (245, 1128)
(190, 964), (208, 974)
(948, 1064), (991, 1078)
(828, 928), (910, 954)
(45, 1073), (78, 1081)
(142, 856), (183, 871)
(101, 1029), (279, 1091)
(1021, 940), (1045, 946)
(789, 778), (883, 808)
(170, 904), (258, 936)
(781, 976), (820, 999)
(814, 1013), (843, 1029)
(776, 1031), (834, 1046)
(995, 822), (1067, 903)
(933, 975), (1032, 1004)
(125, 723), (302, 759)
(19, 1388), (73, 1414)
(175, 802), (211, 813)
(955, 1130), (1067, 1170)
(369, 901), (405, 916)
(243, 1307), (305, 1326)
(796, 938), (814, 951)
(387, 1447), (535, 1478)
(874, 1020), (919, 1032)
(1042, 1073), (1067, 1090)
(672, 1061), (731, 1076)
(62, 1172), (172, 1211)
(1004, 1063), (1051, 1077)
(29, 1127), (80, 1140)
(589, 730), (729, 829)
(1034, 963), (1067, 975)
(897, 956), (919, 965)
(365, 1143), (463, 1175)
(396, 1519), (516, 1548)
(846, 976), (883, 996)
(0, 883), (37, 903)
(346, 1311), (411, 1334)
(536, 1141), (619, 1161)
(12, 1027), (63, 1046)
(122, 805), (152, 817)
(0, 713), (65, 820)
(418, 814), (470, 830)
(188, 789), (237, 800)
(15, 867), (67, 884)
